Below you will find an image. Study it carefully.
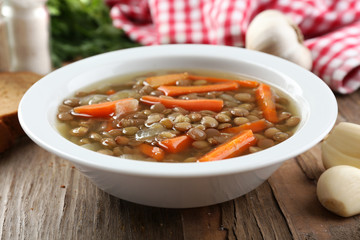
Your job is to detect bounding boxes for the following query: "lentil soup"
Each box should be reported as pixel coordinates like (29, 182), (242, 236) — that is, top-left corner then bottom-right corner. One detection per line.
(56, 70), (301, 162)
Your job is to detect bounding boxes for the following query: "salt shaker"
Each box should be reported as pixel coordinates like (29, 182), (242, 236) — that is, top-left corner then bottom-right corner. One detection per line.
(1, 0), (52, 75)
(0, 0), (11, 72)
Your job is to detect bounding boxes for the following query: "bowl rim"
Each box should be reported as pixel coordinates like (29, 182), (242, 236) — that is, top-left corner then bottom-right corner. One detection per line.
(18, 44), (338, 178)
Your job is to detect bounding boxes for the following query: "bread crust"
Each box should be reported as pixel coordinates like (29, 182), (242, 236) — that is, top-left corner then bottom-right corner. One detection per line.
(0, 72), (42, 152)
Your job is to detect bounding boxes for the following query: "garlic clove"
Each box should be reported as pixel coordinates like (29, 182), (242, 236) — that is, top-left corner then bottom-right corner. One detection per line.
(245, 10), (313, 70)
(317, 165), (360, 217)
(321, 122), (360, 169)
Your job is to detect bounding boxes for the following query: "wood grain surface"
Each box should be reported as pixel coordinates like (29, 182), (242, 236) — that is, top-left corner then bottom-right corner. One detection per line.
(1, 92), (360, 240)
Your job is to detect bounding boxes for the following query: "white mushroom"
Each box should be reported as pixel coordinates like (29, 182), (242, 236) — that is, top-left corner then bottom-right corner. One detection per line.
(317, 165), (360, 217)
(246, 10), (313, 70)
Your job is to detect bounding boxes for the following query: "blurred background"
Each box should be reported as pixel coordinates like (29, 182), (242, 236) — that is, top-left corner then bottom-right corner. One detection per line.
(47, 0), (139, 68)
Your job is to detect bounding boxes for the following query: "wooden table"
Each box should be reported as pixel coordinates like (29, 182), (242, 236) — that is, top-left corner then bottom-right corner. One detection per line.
(1, 92), (360, 240)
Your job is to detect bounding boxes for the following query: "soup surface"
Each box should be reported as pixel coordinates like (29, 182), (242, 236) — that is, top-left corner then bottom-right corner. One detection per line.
(57, 70), (300, 162)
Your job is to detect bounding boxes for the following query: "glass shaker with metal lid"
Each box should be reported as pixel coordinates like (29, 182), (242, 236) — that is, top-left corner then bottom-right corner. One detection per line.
(1, 0), (51, 75)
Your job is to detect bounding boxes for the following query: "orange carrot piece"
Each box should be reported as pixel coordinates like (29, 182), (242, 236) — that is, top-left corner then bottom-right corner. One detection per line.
(255, 84), (279, 123)
(73, 98), (136, 118)
(188, 74), (259, 88)
(158, 135), (193, 153)
(140, 96), (224, 112)
(157, 82), (238, 96)
(106, 89), (116, 95)
(221, 119), (268, 134)
(145, 72), (189, 88)
(198, 130), (256, 162)
(139, 143), (165, 161)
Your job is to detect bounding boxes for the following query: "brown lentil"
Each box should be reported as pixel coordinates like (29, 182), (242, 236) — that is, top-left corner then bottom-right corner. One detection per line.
(205, 128), (220, 138)
(286, 116), (301, 127)
(63, 98), (80, 107)
(231, 107), (249, 117)
(150, 90), (164, 96)
(215, 113), (231, 123)
(217, 123), (232, 130)
(174, 114), (191, 123)
(150, 103), (166, 113)
(192, 124), (206, 131)
(233, 117), (249, 126)
(192, 140), (210, 149)
(247, 115), (260, 122)
(249, 146), (262, 153)
(58, 104), (72, 113)
(101, 138), (117, 148)
(184, 157), (197, 162)
(273, 132), (289, 142)
(257, 138), (275, 149)
(201, 116), (218, 128)
(70, 126), (88, 137)
(239, 103), (255, 111)
(278, 111), (292, 122)
(108, 129), (123, 136)
(224, 101), (239, 108)
(89, 132), (102, 142)
(57, 112), (74, 121)
(174, 107), (189, 115)
(187, 128), (207, 140)
(264, 127), (280, 138)
(234, 93), (254, 102)
(115, 136), (130, 145)
(146, 113), (163, 125)
(122, 126), (139, 136)
(158, 131), (177, 139)
(174, 122), (192, 132)
(188, 112), (202, 122)
(160, 118), (173, 129)
(113, 147), (123, 156)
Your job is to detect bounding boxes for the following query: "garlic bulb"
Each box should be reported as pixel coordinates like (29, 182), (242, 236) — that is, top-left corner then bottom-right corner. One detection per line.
(321, 122), (360, 169)
(317, 165), (360, 217)
(246, 10), (313, 70)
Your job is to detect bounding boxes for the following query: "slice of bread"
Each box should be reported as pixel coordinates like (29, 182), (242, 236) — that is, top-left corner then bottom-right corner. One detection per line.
(0, 72), (42, 152)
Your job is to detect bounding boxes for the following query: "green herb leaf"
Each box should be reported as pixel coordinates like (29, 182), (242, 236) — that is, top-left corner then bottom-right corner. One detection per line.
(47, 0), (141, 67)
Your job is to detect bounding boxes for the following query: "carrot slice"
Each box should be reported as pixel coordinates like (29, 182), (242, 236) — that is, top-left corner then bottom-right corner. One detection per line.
(140, 96), (224, 112)
(157, 82), (238, 96)
(145, 72), (189, 88)
(158, 135), (193, 153)
(221, 119), (268, 134)
(73, 98), (137, 118)
(198, 130), (256, 162)
(106, 89), (116, 95)
(188, 74), (259, 88)
(139, 143), (165, 161)
(255, 84), (279, 123)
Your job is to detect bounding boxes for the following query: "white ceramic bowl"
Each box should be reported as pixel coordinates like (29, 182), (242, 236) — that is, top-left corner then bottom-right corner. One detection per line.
(19, 45), (337, 208)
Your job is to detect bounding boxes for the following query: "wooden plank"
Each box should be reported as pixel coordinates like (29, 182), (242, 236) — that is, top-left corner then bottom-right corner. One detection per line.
(181, 205), (227, 240)
(269, 156), (360, 240)
(0, 139), (186, 240)
(336, 93), (360, 124)
(221, 183), (292, 240)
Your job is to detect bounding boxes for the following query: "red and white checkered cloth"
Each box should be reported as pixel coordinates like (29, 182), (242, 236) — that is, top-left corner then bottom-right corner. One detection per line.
(108, 0), (360, 94)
